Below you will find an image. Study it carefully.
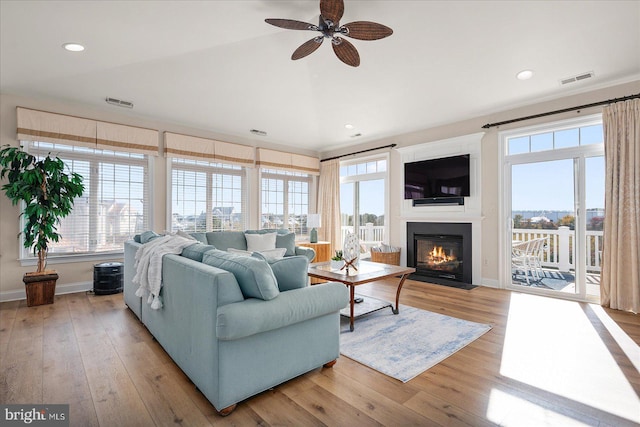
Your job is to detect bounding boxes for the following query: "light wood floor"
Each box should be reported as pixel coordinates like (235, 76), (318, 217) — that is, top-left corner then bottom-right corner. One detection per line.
(1, 280), (639, 426)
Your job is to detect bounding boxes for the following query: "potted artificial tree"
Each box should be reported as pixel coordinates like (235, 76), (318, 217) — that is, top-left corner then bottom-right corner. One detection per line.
(0, 144), (84, 306)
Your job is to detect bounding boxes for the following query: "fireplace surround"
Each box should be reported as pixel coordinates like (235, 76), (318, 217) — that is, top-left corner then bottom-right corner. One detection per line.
(407, 222), (473, 289)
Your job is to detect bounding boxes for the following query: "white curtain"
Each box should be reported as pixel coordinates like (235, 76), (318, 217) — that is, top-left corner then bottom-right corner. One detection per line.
(601, 98), (640, 313)
(318, 159), (342, 254)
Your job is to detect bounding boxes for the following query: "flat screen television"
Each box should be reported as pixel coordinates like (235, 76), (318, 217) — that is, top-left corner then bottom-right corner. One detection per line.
(404, 154), (470, 200)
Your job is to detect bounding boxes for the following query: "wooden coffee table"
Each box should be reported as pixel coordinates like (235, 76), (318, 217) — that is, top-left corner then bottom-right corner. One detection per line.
(308, 260), (416, 331)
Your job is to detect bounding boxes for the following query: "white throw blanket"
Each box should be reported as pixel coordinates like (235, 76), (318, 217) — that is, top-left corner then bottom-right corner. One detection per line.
(133, 234), (196, 310)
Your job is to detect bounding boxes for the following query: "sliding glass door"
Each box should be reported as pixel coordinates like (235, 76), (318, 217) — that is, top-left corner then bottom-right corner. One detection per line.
(584, 156), (605, 298)
(502, 116), (604, 302)
(511, 159), (577, 294)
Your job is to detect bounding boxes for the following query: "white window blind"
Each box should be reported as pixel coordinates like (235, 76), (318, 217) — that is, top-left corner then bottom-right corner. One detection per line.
(23, 141), (150, 258)
(170, 158), (247, 232)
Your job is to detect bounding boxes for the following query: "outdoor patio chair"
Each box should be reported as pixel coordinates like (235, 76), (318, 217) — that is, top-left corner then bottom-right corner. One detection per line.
(512, 237), (548, 285)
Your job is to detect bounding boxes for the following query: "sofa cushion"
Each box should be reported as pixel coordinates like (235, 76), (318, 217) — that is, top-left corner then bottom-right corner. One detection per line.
(245, 232), (277, 252)
(206, 231), (247, 251)
(181, 243), (217, 262)
(216, 282), (349, 340)
(202, 250), (279, 301)
(252, 253), (309, 291)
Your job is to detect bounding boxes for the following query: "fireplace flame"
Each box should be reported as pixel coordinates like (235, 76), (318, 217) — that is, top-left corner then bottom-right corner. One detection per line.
(428, 246), (456, 264)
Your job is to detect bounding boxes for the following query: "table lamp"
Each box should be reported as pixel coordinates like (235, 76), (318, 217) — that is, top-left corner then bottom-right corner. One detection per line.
(307, 214), (321, 243)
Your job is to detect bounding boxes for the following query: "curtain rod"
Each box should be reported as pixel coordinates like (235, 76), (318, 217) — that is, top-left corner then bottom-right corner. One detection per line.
(481, 93), (640, 129)
(321, 143), (397, 162)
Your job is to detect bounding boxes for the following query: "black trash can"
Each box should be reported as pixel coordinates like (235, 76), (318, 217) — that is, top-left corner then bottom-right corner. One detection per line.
(93, 262), (124, 295)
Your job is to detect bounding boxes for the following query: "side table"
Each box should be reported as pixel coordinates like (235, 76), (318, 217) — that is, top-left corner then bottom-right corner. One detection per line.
(298, 241), (331, 284)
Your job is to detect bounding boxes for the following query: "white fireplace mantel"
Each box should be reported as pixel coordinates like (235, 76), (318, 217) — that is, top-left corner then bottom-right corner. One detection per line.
(397, 132), (484, 286)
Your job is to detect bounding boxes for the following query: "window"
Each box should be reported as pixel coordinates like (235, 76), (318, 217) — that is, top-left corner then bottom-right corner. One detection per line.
(507, 123), (603, 154)
(260, 169), (311, 235)
(23, 141), (150, 259)
(340, 156), (388, 252)
(170, 158), (247, 232)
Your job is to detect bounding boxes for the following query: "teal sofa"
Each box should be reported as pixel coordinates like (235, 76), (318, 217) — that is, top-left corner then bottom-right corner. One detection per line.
(123, 230), (348, 415)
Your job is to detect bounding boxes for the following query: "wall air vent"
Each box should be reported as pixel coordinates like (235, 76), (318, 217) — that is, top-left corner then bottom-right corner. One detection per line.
(105, 97), (134, 108)
(560, 71), (594, 85)
(250, 129), (267, 136)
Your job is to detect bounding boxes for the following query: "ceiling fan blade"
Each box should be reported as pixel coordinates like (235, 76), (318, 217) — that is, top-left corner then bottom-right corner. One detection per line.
(342, 21), (393, 40)
(332, 37), (360, 67)
(320, 0), (344, 25)
(265, 18), (316, 31)
(292, 37), (324, 60)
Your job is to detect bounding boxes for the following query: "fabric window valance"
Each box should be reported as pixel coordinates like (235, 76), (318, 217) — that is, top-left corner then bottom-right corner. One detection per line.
(164, 132), (254, 167)
(17, 107), (97, 148)
(97, 121), (158, 155)
(256, 148), (320, 175)
(16, 107), (159, 156)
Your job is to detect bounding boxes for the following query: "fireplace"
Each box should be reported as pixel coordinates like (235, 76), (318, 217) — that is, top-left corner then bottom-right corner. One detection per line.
(407, 222), (473, 288)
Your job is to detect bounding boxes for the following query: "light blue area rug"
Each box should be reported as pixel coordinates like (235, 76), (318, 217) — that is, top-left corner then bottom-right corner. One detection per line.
(340, 303), (492, 382)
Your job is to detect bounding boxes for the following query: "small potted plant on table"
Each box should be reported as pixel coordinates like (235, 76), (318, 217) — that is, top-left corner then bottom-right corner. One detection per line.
(330, 250), (344, 270)
(0, 144), (84, 306)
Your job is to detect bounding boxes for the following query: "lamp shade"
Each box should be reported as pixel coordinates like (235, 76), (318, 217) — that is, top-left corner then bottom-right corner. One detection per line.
(307, 214), (321, 229)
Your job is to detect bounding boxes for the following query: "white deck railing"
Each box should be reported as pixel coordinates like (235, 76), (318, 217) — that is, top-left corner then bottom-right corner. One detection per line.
(341, 223), (385, 252)
(512, 227), (603, 272)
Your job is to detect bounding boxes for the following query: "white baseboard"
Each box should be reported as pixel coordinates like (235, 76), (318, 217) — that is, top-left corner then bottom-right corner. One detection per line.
(0, 281), (93, 303)
(481, 278), (501, 288)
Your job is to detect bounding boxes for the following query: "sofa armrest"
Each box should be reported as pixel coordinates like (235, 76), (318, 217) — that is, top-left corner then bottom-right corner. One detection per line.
(295, 246), (315, 261)
(216, 282), (348, 340)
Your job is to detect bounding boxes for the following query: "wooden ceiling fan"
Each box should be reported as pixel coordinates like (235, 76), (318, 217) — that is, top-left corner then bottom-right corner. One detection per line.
(265, 0), (393, 67)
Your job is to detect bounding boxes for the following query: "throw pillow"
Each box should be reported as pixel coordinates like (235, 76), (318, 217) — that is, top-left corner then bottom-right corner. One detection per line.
(256, 248), (287, 262)
(181, 244), (216, 262)
(245, 232), (277, 252)
(275, 232), (296, 256)
(227, 248), (252, 257)
(189, 232), (208, 244)
(253, 253), (309, 291)
(140, 230), (161, 244)
(202, 250), (279, 301)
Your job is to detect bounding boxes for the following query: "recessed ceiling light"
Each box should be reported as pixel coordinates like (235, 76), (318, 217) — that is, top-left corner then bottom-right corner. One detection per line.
(516, 69), (534, 80)
(344, 124), (354, 130)
(63, 43), (85, 52)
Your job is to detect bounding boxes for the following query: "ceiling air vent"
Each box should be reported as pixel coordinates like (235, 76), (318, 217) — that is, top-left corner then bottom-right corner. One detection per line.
(350, 133), (362, 138)
(105, 97), (134, 108)
(250, 129), (267, 136)
(560, 71), (594, 85)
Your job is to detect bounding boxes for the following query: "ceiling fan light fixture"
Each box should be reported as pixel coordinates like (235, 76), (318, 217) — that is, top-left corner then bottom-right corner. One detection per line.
(265, 0), (392, 67)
